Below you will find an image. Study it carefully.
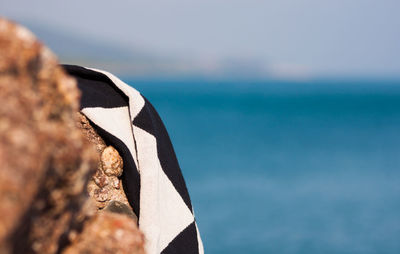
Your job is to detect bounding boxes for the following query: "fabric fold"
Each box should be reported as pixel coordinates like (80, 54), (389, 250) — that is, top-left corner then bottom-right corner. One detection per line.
(63, 65), (203, 254)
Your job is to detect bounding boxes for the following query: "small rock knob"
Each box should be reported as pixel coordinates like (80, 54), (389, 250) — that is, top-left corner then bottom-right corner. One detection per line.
(101, 146), (123, 177)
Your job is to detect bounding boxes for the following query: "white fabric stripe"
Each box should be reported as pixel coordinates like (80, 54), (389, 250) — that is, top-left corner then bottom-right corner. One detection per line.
(134, 126), (194, 254)
(86, 67), (145, 120)
(79, 67), (203, 253)
(81, 106), (139, 169)
(195, 222), (204, 254)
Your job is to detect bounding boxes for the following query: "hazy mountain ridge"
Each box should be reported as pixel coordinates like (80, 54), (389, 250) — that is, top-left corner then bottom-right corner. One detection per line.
(18, 20), (272, 79)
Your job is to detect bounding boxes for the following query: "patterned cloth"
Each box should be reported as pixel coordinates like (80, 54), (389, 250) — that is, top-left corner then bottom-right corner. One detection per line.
(63, 65), (203, 254)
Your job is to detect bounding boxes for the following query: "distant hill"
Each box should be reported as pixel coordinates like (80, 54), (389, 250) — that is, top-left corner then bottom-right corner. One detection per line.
(18, 21), (271, 80)
(20, 21), (159, 62)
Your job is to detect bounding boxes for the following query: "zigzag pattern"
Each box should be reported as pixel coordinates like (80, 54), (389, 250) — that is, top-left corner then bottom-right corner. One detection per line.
(63, 65), (203, 254)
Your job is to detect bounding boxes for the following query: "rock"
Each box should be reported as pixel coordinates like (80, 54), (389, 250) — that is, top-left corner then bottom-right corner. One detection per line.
(103, 200), (138, 221)
(76, 112), (107, 153)
(0, 18), (144, 254)
(77, 113), (135, 216)
(0, 17), (96, 253)
(63, 212), (145, 254)
(102, 146), (123, 177)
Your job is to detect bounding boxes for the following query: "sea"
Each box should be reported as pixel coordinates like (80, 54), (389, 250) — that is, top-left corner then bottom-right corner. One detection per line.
(127, 79), (400, 254)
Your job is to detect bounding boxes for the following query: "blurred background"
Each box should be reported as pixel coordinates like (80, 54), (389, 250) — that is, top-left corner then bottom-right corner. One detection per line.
(2, 0), (400, 253)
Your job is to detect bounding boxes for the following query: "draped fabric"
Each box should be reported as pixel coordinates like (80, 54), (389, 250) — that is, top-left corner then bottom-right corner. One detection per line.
(63, 65), (203, 254)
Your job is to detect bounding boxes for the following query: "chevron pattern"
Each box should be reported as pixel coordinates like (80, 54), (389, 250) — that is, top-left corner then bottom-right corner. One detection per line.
(63, 65), (204, 254)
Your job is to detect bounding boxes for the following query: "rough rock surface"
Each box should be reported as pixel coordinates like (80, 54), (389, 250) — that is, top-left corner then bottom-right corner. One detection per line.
(0, 18), (144, 254)
(63, 212), (145, 254)
(77, 113), (137, 221)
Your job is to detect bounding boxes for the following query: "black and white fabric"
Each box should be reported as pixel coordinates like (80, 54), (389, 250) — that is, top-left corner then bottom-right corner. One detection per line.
(63, 65), (203, 254)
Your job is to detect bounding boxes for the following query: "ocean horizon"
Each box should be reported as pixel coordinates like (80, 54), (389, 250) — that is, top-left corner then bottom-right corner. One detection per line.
(127, 79), (400, 254)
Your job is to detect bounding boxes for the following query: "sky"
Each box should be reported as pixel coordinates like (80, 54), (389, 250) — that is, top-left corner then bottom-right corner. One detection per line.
(1, 0), (400, 78)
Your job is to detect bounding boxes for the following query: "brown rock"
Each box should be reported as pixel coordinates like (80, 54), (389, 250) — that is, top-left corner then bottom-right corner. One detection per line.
(77, 113), (135, 217)
(77, 112), (106, 153)
(0, 17), (97, 253)
(63, 212), (145, 254)
(0, 18), (143, 254)
(102, 146), (123, 177)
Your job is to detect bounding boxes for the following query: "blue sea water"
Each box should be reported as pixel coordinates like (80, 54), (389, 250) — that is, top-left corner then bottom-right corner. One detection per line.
(127, 79), (400, 254)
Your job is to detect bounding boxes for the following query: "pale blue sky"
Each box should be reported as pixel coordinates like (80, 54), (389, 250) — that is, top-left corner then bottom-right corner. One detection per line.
(1, 0), (400, 78)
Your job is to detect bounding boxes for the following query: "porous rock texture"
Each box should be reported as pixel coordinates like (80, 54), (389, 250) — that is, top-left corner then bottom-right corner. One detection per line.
(63, 212), (145, 254)
(0, 18), (144, 254)
(77, 113), (137, 221)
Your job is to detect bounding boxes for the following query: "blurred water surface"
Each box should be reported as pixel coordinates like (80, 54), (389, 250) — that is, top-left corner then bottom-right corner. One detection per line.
(128, 79), (400, 254)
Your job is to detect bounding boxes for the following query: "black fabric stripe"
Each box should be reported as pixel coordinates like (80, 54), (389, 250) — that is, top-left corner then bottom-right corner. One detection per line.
(133, 98), (193, 212)
(84, 118), (141, 217)
(62, 64), (129, 109)
(161, 221), (199, 254)
(64, 65), (199, 252)
(63, 64), (140, 215)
